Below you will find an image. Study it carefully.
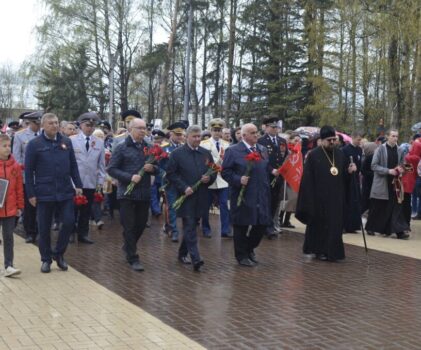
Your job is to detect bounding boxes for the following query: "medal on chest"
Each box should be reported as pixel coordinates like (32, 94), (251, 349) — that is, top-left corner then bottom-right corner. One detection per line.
(322, 146), (338, 176)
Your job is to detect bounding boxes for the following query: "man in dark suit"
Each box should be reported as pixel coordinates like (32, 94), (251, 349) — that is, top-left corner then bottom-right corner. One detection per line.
(107, 118), (157, 272)
(222, 123), (278, 267)
(258, 117), (288, 238)
(166, 125), (217, 272)
(25, 113), (83, 273)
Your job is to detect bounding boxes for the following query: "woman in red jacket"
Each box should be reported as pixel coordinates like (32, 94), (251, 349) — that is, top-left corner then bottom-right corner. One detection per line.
(402, 140), (421, 229)
(0, 134), (24, 277)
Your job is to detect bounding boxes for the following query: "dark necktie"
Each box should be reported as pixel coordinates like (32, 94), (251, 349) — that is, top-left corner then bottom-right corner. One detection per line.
(216, 141), (220, 152)
(272, 137), (277, 146)
(250, 146), (256, 152)
(34, 132), (38, 137)
(85, 137), (90, 151)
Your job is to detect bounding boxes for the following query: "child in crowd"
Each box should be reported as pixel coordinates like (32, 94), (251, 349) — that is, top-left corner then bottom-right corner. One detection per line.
(0, 134), (24, 277)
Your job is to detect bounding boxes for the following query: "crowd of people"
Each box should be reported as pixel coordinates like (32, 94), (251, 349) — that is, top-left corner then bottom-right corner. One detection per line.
(0, 109), (419, 276)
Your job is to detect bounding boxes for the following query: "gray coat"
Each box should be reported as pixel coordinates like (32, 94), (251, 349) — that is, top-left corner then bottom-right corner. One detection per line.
(370, 143), (404, 200)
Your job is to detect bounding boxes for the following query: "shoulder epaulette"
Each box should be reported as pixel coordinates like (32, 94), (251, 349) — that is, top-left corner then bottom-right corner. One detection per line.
(161, 142), (170, 147)
(15, 129), (26, 135)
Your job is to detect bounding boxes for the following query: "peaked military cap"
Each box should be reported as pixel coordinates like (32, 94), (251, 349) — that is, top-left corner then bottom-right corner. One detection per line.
(24, 111), (43, 121)
(98, 120), (112, 130)
(180, 119), (189, 128)
(19, 111), (32, 119)
(262, 116), (280, 127)
(78, 112), (99, 124)
(168, 122), (187, 134)
(209, 118), (225, 129)
(8, 121), (20, 128)
(121, 109), (142, 121)
(152, 129), (166, 138)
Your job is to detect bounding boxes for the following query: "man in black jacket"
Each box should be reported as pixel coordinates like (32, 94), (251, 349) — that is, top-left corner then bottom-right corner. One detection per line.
(107, 118), (156, 271)
(258, 116), (288, 238)
(166, 125), (216, 271)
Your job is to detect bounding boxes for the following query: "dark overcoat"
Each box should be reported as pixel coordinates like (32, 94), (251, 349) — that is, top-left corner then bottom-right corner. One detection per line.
(221, 142), (272, 226)
(166, 144), (216, 218)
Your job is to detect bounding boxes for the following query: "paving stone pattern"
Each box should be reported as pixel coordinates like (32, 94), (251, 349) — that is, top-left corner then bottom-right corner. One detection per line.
(61, 215), (421, 349)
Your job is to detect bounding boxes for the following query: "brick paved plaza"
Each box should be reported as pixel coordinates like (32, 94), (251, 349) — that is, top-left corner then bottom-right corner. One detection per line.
(1, 214), (421, 349)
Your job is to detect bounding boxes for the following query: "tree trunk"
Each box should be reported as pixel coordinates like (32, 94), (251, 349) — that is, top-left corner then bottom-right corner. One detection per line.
(225, 0), (237, 125)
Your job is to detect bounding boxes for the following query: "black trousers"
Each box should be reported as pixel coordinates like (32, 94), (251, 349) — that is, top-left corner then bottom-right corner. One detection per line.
(76, 188), (95, 238)
(233, 225), (266, 261)
(119, 199), (149, 264)
(23, 187), (37, 238)
(178, 216), (201, 264)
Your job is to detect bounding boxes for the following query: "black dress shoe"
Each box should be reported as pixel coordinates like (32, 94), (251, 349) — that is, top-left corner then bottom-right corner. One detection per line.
(78, 236), (94, 244)
(249, 252), (258, 264)
(238, 258), (256, 267)
(367, 230), (375, 236)
(281, 222), (296, 229)
(53, 255), (68, 271)
(221, 232), (233, 238)
(130, 261), (145, 271)
(41, 262), (51, 273)
(25, 236), (34, 243)
(266, 232), (277, 240)
(178, 255), (192, 265)
(316, 254), (328, 261)
(397, 232), (410, 240)
(193, 260), (204, 272)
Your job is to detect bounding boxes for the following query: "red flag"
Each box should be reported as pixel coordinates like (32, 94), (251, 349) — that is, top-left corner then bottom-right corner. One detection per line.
(278, 144), (303, 192)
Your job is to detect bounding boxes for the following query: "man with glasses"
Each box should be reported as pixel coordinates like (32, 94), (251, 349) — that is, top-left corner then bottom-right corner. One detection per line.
(258, 116), (288, 239)
(108, 118), (157, 271)
(296, 125), (353, 262)
(70, 112), (106, 244)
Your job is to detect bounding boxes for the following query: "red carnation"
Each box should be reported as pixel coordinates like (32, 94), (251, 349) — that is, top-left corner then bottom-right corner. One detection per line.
(93, 192), (104, 203)
(74, 195), (88, 206)
(237, 150), (262, 206)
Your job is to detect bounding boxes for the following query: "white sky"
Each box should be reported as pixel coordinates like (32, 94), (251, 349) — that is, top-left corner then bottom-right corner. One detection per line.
(0, 0), (41, 66)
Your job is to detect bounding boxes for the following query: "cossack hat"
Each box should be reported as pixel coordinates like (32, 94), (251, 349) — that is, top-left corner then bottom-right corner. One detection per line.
(320, 125), (336, 140)
(121, 109), (142, 122)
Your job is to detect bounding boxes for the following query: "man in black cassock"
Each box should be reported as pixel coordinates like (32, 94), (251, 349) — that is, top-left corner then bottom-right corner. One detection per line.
(341, 131), (363, 233)
(296, 126), (356, 262)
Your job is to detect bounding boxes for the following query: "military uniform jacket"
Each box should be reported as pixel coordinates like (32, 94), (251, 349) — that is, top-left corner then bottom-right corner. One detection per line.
(221, 142), (272, 226)
(70, 133), (106, 189)
(166, 144), (216, 218)
(12, 127), (39, 165)
(25, 131), (83, 202)
(258, 134), (288, 171)
(200, 138), (229, 189)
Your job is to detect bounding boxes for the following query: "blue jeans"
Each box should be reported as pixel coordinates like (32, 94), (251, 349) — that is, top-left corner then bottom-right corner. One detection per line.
(165, 188), (179, 239)
(37, 199), (75, 263)
(91, 201), (103, 222)
(413, 177), (421, 215)
(202, 188), (230, 235)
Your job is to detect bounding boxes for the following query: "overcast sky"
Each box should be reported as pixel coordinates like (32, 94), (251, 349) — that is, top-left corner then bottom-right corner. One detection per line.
(0, 0), (42, 66)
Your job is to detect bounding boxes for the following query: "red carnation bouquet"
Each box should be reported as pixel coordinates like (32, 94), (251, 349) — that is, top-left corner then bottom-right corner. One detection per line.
(172, 161), (222, 210)
(74, 194), (88, 206)
(93, 191), (104, 203)
(237, 151), (262, 206)
(125, 145), (168, 195)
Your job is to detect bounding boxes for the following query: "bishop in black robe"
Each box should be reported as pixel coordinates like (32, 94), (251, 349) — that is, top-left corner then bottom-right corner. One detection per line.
(296, 126), (348, 261)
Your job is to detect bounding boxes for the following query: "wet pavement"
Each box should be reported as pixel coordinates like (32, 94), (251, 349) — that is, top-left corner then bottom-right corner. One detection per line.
(55, 214), (421, 349)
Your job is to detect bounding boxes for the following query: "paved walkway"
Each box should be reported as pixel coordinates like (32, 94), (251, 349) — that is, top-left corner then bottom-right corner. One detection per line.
(1, 214), (421, 349)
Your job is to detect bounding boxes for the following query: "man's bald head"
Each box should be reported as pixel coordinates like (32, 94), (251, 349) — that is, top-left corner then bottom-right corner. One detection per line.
(241, 123), (258, 146)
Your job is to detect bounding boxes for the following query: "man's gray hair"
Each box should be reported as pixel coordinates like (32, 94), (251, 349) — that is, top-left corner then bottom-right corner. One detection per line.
(41, 113), (58, 124)
(60, 120), (68, 128)
(186, 125), (202, 135)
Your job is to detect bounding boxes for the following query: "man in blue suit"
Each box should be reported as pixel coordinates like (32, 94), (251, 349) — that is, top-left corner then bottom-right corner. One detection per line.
(25, 113), (83, 273)
(222, 123), (278, 267)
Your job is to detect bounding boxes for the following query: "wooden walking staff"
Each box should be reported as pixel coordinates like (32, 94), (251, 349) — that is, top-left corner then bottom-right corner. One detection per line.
(350, 156), (369, 261)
